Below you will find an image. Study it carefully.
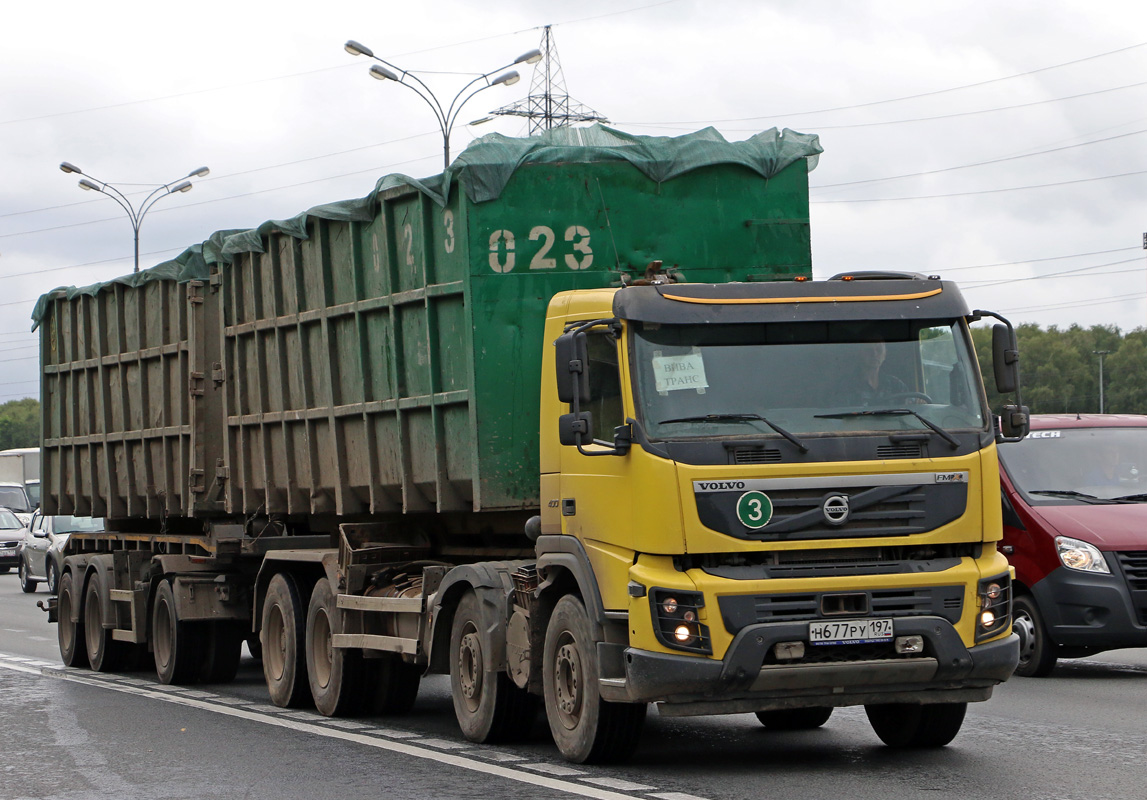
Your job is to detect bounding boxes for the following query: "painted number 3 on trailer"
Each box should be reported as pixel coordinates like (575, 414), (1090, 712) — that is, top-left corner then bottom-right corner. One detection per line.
(487, 225), (593, 273)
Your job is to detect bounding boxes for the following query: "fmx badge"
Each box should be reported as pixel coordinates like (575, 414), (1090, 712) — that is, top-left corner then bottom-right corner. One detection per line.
(736, 490), (773, 529)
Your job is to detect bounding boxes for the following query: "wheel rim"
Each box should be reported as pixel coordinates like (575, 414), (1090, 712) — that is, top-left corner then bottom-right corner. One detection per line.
(266, 604), (287, 681)
(49, 562), (58, 593)
(58, 578), (74, 652)
(84, 582), (102, 659)
(457, 623), (483, 713)
(311, 608), (333, 689)
(553, 634), (583, 730)
(154, 595), (174, 671)
(1014, 609), (1036, 666)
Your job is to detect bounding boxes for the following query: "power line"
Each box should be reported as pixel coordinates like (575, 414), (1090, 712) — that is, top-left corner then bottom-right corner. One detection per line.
(931, 247), (1142, 274)
(1000, 292), (1143, 315)
(960, 259), (1144, 288)
(614, 40), (1147, 125)
(811, 167), (1147, 203)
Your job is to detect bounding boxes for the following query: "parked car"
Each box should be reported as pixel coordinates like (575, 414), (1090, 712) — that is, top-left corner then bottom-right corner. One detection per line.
(0, 482), (33, 525)
(999, 414), (1147, 676)
(17, 512), (106, 594)
(0, 507), (22, 572)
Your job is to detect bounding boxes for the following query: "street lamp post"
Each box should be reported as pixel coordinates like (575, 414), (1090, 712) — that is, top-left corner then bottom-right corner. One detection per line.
(59, 162), (210, 273)
(344, 40), (542, 170)
(1093, 349), (1111, 414)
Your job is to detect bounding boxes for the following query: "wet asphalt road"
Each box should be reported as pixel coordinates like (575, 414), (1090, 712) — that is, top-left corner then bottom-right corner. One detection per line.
(2, 573), (1146, 800)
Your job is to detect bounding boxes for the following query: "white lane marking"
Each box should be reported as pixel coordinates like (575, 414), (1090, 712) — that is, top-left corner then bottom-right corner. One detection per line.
(0, 660), (662, 800)
(652, 793), (713, 800)
(582, 778), (655, 791)
(0, 660), (39, 675)
(520, 763), (586, 777)
(367, 728), (421, 739)
(473, 751), (528, 762)
(417, 738), (471, 750)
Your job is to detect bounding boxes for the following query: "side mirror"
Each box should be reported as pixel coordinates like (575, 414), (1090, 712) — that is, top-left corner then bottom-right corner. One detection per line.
(558, 411), (593, 446)
(554, 331), (590, 405)
(999, 404), (1030, 440)
(992, 323), (1019, 394)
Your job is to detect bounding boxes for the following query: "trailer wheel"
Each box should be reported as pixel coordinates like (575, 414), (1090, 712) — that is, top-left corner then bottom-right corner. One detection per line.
(153, 579), (202, 685)
(543, 594), (646, 763)
(199, 622), (245, 684)
(865, 702), (967, 748)
(262, 572), (311, 708)
(57, 570), (88, 668)
(84, 569), (125, 672)
(306, 578), (364, 716)
(449, 590), (537, 742)
(755, 707), (834, 730)
(1013, 595), (1058, 677)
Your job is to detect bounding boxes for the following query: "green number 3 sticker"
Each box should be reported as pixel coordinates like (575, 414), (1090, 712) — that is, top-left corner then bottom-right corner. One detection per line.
(736, 490), (773, 529)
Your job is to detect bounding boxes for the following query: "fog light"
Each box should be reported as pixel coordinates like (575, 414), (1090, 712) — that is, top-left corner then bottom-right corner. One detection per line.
(663, 597), (679, 615)
(981, 610), (996, 627)
(674, 624), (693, 642)
(894, 635), (924, 654)
(981, 583), (1002, 607)
(683, 610), (696, 622)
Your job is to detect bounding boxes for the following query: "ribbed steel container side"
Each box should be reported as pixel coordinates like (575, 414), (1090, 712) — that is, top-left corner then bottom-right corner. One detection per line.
(40, 278), (209, 519)
(39, 157), (812, 523)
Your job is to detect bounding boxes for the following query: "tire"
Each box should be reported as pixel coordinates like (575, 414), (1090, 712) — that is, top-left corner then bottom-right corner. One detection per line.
(18, 557), (38, 593)
(84, 569), (124, 673)
(1013, 594), (1058, 677)
(543, 594), (646, 763)
(366, 654), (423, 715)
(57, 570), (88, 668)
(865, 702), (967, 748)
(47, 559), (60, 595)
(152, 578), (202, 685)
(450, 590), (538, 742)
(755, 707), (834, 730)
(246, 633), (263, 662)
(262, 572), (311, 708)
(199, 621), (245, 684)
(306, 578), (364, 717)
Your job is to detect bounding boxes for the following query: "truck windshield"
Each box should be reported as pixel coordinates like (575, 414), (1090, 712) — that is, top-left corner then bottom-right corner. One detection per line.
(0, 485), (30, 513)
(632, 318), (987, 440)
(1000, 427), (1147, 502)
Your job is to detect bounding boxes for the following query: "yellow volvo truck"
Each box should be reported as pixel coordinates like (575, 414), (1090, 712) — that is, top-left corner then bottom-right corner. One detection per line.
(37, 128), (1025, 765)
(535, 273), (1025, 760)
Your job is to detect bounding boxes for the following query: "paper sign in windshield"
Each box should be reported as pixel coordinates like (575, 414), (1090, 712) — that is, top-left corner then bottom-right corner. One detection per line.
(652, 352), (708, 394)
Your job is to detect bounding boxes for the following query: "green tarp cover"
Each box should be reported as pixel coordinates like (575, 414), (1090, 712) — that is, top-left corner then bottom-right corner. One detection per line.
(32, 125), (821, 328)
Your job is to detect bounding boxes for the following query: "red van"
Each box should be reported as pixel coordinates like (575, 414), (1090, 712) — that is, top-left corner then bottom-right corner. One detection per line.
(999, 414), (1147, 676)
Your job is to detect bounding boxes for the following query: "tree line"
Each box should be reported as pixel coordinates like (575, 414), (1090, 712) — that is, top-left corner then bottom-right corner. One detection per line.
(0, 398), (39, 450)
(973, 324), (1147, 417)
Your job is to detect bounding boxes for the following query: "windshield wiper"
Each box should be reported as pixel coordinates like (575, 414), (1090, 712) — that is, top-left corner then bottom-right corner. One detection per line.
(813, 408), (959, 450)
(1108, 492), (1147, 503)
(658, 413), (809, 453)
(1028, 489), (1126, 504)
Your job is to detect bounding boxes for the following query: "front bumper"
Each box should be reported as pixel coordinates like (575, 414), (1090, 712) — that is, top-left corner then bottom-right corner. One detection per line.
(0, 548), (18, 567)
(605, 616), (1017, 715)
(1032, 563), (1147, 650)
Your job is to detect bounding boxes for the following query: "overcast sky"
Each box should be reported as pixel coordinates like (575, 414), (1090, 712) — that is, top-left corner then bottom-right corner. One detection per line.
(2, 0), (1145, 403)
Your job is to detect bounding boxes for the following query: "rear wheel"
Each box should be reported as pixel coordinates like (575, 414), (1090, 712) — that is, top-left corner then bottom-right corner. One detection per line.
(262, 572), (311, 708)
(543, 594), (646, 763)
(47, 559), (60, 595)
(450, 590), (538, 742)
(152, 578), (202, 685)
(306, 578), (364, 717)
(866, 702), (967, 748)
(755, 707), (834, 730)
(57, 570), (88, 668)
(84, 570), (125, 672)
(18, 557), (38, 593)
(1013, 595), (1058, 677)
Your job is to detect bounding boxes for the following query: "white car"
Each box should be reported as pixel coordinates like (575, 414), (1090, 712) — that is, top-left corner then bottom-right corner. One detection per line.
(18, 511), (106, 594)
(0, 482), (33, 525)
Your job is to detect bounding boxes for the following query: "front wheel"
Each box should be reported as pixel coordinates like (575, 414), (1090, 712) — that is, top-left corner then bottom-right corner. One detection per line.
(18, 557), (38, 593)
(543, 594), (646, 763)
(1013, 595), (1058, 677)
(47, 559), (60, 595)
(865, 702), (967, 748)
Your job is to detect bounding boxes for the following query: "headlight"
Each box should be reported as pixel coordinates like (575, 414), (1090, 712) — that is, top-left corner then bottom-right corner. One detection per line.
(650, 589), (711, 655)
(976, 573), (1011, 642)
(1055, 536), (1110, 574)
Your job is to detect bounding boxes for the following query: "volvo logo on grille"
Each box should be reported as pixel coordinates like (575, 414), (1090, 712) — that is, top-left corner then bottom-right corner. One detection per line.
(822, 494), (850, 525)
